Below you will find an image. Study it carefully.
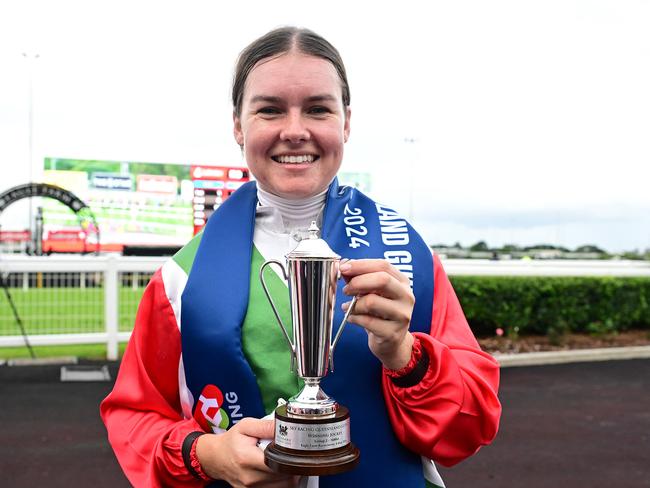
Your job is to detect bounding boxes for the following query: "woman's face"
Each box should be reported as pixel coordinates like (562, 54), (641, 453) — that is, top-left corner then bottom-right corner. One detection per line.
(234, 51), (351, 199)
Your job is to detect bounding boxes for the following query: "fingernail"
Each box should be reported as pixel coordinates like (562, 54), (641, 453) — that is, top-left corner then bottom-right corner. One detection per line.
(341, 301), (350, 310)
(340, 260), (351, 272)
(342, 284), (350, 294)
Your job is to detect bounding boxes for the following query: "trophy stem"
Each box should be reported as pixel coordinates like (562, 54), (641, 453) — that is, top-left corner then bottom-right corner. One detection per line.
(287, 380), (337, 416)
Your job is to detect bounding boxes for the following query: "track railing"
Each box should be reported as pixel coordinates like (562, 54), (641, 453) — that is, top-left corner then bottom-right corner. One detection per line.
(0, 254), (163, 359)
(1, 255), (649, 360)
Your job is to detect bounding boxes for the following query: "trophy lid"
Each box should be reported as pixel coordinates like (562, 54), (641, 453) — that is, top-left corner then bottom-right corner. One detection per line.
(286, 221), (340, 260)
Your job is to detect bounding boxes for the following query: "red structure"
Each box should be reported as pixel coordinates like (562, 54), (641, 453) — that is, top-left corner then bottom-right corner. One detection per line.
(42, 229), (90, 254)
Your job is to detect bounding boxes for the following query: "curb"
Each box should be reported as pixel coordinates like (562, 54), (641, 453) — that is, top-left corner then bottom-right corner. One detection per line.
(3, 348), (650, 369)
(494, 345), (650, 367)
(5, 356), (79, 367)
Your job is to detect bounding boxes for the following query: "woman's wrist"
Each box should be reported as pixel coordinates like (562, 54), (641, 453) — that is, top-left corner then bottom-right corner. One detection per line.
(380, 332), (415, 371)
(195, 432), (230, 481)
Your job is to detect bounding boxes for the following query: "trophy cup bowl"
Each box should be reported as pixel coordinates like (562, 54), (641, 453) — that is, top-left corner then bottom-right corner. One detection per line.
(259, 222), (360, 476)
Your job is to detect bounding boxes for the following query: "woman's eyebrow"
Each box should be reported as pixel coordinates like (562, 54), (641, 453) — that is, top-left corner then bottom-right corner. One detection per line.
(248, 94), (338, 105)
(305, 95), (337, 103)
(249, 95), (282, 104)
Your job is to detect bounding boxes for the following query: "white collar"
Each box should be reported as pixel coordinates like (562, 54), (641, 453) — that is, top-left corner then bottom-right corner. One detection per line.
(256, 186), (327, 233)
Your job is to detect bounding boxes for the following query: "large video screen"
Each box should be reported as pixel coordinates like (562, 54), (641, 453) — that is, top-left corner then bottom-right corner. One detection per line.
(42, 158), (248, 253)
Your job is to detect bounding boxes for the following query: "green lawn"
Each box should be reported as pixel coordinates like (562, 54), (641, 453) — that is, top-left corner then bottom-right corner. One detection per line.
(0, 286), (144, 335)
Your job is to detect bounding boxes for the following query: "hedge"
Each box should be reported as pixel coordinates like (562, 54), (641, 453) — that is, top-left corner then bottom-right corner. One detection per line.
(449, 276), (650, 337)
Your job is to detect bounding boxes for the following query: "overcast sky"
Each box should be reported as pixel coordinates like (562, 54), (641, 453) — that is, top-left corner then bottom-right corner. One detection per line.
(1, 0), (649, 252)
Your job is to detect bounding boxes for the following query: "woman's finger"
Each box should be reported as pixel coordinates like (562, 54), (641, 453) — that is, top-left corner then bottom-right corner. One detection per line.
(343, 271), (413, 301)
(346, 317), (409, 342)
(234, 417), (275, 442)
(343, 293), (411, 323)
(340, 259), (410, 285)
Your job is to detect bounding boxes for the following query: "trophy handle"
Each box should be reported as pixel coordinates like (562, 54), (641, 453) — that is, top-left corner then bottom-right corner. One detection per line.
(329, 294), (357, 373)
(259, 260), (296, 372)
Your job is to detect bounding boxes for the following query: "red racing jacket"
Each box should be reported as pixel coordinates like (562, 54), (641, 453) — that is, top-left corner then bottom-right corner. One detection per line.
(101, 250), (501, 487)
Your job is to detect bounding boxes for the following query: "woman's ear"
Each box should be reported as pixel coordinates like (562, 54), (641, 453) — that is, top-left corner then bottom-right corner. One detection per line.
(233, 111), (244, 147)
(343, 107), (351, 143)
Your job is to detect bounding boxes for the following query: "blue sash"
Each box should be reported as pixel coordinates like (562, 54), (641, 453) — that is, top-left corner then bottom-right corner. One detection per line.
(182, 178), (434, 487)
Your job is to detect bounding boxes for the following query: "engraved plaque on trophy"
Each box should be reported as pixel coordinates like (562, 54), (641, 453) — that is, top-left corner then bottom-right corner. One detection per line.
(259, 221), (360, 476)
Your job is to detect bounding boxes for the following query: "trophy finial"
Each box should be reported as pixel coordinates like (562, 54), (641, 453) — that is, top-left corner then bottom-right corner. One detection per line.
(308, 221), (319, 239)
(286, 221), (338, 259)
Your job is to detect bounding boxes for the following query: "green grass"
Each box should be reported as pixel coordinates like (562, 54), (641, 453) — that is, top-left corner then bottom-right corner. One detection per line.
(0, 342), (128, 360)
(0, 286), (144, 335)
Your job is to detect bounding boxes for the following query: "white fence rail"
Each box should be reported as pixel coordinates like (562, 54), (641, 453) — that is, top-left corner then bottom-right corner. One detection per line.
(442, 258), (650, 277)
(1, 255), (649, 360)
(0, 255), (163, 359)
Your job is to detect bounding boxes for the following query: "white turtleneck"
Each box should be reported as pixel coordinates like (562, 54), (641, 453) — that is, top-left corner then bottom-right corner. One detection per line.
(256, 185), (327, 232)
(253, 185), (328, 277)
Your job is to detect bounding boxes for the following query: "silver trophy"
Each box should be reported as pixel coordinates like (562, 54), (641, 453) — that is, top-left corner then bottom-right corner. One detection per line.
(259, 221), (360, 475)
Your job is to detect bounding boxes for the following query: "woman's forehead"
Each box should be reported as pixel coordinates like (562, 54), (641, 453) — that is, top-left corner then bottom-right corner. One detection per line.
(243, 52), (342, 102)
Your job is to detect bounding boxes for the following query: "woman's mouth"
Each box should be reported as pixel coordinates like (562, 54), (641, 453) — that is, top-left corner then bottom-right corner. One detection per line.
(271, 154), (319, 164)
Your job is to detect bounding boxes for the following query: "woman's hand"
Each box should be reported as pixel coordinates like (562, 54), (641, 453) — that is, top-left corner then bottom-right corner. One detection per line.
(339, 259), (415, 370)
(196, 418), (300, 487)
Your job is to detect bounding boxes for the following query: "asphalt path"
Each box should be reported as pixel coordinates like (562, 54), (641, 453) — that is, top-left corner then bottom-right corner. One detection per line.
(0, 359), (648, 487)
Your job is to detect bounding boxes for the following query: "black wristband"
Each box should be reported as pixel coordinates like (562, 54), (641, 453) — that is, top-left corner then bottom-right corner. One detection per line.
(390, 347), (430, 388)
(182, 431), (205, 479)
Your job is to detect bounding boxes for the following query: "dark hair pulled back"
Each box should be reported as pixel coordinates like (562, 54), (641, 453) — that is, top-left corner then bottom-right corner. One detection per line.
(232, 27), (350, 117)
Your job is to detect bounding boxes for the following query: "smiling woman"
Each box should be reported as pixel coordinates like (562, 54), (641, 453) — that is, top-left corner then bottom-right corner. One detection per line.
(101, 26), (501, 488)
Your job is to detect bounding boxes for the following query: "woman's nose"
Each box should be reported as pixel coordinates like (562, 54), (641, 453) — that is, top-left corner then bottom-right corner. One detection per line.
(279, 111), (310, 143)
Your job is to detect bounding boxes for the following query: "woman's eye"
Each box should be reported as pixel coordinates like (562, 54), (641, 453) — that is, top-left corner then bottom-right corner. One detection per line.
(258, 107), (281, 115)
(308, 106), (330, 115)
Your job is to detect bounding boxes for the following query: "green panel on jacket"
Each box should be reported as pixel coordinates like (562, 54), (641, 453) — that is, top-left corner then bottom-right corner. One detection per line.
(173, 232), (203, 275)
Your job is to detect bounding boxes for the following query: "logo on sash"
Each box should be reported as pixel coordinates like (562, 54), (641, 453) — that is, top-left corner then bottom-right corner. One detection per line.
(194, 384), (230, 433)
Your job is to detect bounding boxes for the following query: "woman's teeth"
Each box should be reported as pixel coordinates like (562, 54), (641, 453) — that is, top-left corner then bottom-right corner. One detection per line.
(273, 155), (316, 164)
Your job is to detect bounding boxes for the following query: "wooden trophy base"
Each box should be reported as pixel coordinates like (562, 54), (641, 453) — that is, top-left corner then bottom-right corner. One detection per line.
(264, 405), (360, 476)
